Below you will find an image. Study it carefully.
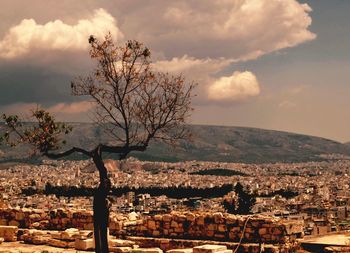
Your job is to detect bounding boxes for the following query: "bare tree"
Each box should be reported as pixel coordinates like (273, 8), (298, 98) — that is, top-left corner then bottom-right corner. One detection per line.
(0, 34), (195, 253)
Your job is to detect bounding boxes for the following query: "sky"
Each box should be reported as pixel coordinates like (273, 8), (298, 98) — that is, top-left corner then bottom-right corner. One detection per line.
(0, 0), (350, 142)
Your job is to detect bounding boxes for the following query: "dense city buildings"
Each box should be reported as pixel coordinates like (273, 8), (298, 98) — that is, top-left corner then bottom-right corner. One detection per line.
(1, 157), (350, 239)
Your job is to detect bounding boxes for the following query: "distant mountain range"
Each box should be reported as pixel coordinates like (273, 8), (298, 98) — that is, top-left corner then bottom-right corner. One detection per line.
(1, 123), (350, 163)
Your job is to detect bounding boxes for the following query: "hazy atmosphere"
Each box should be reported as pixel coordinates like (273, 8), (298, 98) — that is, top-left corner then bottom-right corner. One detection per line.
(0, 0), (349, 142)
(3, 2), (350, 252)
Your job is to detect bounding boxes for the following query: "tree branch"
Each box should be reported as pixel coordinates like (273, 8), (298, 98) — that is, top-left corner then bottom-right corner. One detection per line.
(44, 147), (92, 159)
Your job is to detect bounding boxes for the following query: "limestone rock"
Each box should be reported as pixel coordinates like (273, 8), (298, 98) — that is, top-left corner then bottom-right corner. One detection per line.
(148, 220), (157, 230)
(109, 238), (136, 247)
(129, 212), (139, 221)
(75, 238), (95, 250)
(213, 213), (224, 224)
(193, 245), (227, 253)
(132, 248), (163, 253)
(110, 246), (133, 253)
(33, 235), (51, 245)
(8, 220), (19, 227)
(48, 238), (75, 248)
(0, 225), (18, 242)
(61, 228), (79, 241)
(163, 214), (172, 222)
(167, 249), (193, 253)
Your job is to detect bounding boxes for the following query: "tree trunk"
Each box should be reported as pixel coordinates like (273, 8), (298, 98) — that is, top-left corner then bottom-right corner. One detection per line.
(93, 152), (111, 253)
(93, 188), (110, 253)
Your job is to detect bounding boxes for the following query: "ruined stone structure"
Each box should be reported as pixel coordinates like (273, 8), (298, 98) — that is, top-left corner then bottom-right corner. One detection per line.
(0, 207), (124, 232)
(122, 212), (303, 244)
(0, 208), (304, 252)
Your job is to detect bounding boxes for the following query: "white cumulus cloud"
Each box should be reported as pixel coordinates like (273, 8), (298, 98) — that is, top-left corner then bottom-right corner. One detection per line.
(153, 55), (232, 77)
(130, 0), (316, 61)
(207, 71), (260, 102)
(0, 8), (123, 58)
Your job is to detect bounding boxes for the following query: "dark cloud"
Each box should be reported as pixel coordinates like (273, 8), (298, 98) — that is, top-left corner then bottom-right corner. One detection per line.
(0, 63), (72, 106)
(0, 49), (94, 106)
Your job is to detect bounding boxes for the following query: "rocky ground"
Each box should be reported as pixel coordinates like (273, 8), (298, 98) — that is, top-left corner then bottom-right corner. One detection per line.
(0, 208), (305, 253)
(0, 241), (85, 252)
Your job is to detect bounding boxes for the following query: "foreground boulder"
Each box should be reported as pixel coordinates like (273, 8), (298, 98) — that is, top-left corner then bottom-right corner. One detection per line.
(0, 226), (17, 242)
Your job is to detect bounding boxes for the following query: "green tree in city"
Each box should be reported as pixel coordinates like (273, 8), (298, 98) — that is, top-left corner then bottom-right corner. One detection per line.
(235, 182), (256, 214)
(222, 183), (256, 214)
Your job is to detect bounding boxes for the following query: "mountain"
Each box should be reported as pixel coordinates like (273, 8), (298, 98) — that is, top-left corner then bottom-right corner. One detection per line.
(1, 123), (350, 163)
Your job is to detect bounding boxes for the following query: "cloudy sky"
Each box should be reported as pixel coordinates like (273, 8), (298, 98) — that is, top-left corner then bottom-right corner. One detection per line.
(0, 0), (349, 142)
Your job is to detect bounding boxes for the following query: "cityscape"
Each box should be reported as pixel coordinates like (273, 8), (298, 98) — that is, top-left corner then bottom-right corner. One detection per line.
(1, 0), (350, 253)
(1, 157), (350, 252)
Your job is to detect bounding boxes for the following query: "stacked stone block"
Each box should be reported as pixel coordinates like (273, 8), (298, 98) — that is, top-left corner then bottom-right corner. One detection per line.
(124, 212), (303, 244)
(0, 225), (17, 242)
(0, 207), (124, 232)
(0, 207), (303, 252)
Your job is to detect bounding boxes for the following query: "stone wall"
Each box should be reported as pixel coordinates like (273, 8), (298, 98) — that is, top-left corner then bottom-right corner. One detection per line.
(0, 208), (125, 233)
(126, 237), (295, 253)
(121, 212), (303, 244)
(0, 208), (303, 245)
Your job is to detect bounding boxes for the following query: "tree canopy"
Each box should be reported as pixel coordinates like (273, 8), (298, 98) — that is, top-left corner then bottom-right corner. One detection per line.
(1, 34), (195, 160)
(0, 34), (196, 253)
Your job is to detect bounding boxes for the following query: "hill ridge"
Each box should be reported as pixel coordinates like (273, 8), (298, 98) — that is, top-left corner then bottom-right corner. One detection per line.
(1, 123), (350, 163)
